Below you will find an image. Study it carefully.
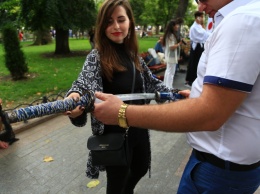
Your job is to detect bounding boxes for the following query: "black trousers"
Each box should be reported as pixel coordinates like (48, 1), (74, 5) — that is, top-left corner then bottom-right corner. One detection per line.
(185, 43), (204, 85)
(105, 128), (150, 194)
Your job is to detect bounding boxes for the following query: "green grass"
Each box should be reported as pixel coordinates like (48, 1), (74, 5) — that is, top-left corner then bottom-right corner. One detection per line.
(0, 37), (158, 109)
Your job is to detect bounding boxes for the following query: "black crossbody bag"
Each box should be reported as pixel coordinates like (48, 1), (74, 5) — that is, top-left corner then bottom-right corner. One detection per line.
(87, 62), (136, 166)
(87, 131), (129, 166)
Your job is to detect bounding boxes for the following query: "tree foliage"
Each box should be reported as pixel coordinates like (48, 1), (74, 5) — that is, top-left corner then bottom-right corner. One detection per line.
(48, 0), (97, 54)
(0, 0), (20, 29)
(19, 0), (51, 45)
(129, 0), (145, 25)
(47, 0), (96, 31)
(175, 0), (190, 19)
(20, 0), (97, 53)
(2, 25), (28, 80)
(130, 0), (197, 34)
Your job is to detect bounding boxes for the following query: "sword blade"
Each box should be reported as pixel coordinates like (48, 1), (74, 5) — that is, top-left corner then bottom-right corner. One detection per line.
(95, 93), (156, 103)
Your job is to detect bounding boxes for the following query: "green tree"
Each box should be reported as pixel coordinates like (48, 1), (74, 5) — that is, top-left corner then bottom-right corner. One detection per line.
(2, 25), (28, 80)
(175, 0), (190, 19)
(51, 0), (97, 54)
(130, 0), (196, 35)
(0, 0), (28, 79)
(139, 0), (170, 33)
(20, 0), (52, 45)
(183, 1), (199, 27)
(20, 0), (97, 54)
(135, 0), (178, 30)
(130, 0), (145, 26)
(0, 0), (20, 29)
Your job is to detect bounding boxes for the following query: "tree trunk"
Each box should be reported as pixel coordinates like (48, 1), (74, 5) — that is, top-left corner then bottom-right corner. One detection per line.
(33, 30), (52, 45)
(155, 25), (160, 35)
(175, 0), (189, 18)
(55, 28), (70, 55)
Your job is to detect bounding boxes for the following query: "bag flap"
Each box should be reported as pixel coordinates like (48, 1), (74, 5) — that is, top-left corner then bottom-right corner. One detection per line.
(87, 133), (125, 151)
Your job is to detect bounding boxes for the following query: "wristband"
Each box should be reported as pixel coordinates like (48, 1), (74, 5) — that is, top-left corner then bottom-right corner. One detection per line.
(118, 103), (129, 128)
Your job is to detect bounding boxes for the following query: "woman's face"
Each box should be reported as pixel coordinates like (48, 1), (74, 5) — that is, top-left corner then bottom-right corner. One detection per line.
(105, 5), (130, 44)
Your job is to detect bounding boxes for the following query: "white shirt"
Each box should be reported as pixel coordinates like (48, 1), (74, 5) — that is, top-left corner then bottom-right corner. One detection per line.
(189, 22), (210, 50)
(214, 0), (250, 28)
(187, 0), (260, 164)
(164, 34), (178, 64)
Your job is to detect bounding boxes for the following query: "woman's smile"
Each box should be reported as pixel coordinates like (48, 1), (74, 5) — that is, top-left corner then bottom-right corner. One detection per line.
(111, 32), (122, 36)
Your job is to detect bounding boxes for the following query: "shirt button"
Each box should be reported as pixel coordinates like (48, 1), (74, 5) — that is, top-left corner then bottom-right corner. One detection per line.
(218, 79), (222, 85)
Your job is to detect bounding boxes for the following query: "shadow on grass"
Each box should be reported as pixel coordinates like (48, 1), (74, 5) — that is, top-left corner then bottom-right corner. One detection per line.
(42, 50), (90, 58)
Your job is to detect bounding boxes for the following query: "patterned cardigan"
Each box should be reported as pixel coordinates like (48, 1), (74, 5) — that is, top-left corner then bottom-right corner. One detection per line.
(66, 49), (172, 179)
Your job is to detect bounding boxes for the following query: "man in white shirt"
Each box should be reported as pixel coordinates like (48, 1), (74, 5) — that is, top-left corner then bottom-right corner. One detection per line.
(185, 11), (210, 87)
(91, 0), (260, 192)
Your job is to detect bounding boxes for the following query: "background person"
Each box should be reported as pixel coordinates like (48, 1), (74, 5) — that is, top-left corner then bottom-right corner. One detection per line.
(154, 36), (164, 53)
(185, 11), (210, 87)
(93, 0), (260, 193)
(88, 27), (95, 50)
(18, 30), (23, 41)
(65, 0), (174, 193)
(162, 20), (183, 88)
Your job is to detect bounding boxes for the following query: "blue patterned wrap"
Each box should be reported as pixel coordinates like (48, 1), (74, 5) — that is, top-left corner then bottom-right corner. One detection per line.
(7, 91), (95, 123)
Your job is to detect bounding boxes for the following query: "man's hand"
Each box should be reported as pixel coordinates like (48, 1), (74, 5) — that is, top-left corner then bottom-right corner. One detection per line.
(178, 90), (190, 98)
(93, 92), (123, 125)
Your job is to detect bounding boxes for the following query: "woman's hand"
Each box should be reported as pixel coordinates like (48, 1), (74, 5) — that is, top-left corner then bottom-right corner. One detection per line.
(64, 93), (85, 118)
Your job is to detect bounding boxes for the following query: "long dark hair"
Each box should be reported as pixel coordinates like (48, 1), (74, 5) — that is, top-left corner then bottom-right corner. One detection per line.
(95, 0), (141, 81)
(162, 20), (179, 47)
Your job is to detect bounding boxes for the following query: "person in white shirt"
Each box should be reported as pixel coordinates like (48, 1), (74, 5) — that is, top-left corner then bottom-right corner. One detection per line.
(161, 20), (183, 88)
(92, 0), (260, 192)
(185, 11), (210, 87)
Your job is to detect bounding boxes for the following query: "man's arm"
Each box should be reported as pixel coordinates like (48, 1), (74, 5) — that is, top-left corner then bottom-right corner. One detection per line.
(94, 84), (247, 132)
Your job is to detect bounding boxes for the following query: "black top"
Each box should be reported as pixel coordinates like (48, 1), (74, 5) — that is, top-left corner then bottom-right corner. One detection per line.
(102, 42), (143, 102)
(102, 42), (145, 133)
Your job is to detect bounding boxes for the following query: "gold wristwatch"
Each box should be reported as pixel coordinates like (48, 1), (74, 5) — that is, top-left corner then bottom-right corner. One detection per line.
(118, 103), (129, 128)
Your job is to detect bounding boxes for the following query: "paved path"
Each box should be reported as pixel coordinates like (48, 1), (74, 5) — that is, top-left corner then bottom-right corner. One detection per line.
(0, 114), (191, 194)
(1, 66), (259, 194)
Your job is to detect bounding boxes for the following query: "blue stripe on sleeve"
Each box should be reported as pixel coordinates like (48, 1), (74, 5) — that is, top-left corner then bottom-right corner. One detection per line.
(203, 76), (253, 92)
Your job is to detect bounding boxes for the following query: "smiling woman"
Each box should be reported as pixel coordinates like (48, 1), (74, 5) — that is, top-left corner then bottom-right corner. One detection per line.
(64, 0), (174, 193)
(105, 6), (130, 44)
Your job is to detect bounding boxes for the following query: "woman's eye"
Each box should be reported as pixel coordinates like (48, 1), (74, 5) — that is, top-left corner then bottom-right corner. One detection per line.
(118, 19), (125, 23)
(108, 20), (113, 24)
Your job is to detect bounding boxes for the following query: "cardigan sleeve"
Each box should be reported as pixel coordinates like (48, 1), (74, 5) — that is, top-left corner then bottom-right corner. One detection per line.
(66, 49), (103, 127)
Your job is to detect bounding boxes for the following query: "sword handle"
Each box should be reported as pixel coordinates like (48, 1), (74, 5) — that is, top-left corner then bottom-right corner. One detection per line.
(6, 91), (95, 124)
(155, 91), (185, 101)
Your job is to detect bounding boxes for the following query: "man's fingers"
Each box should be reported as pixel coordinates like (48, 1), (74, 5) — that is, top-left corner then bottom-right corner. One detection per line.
(178, 90), (190, 98)
(95, 92), (111, 101)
